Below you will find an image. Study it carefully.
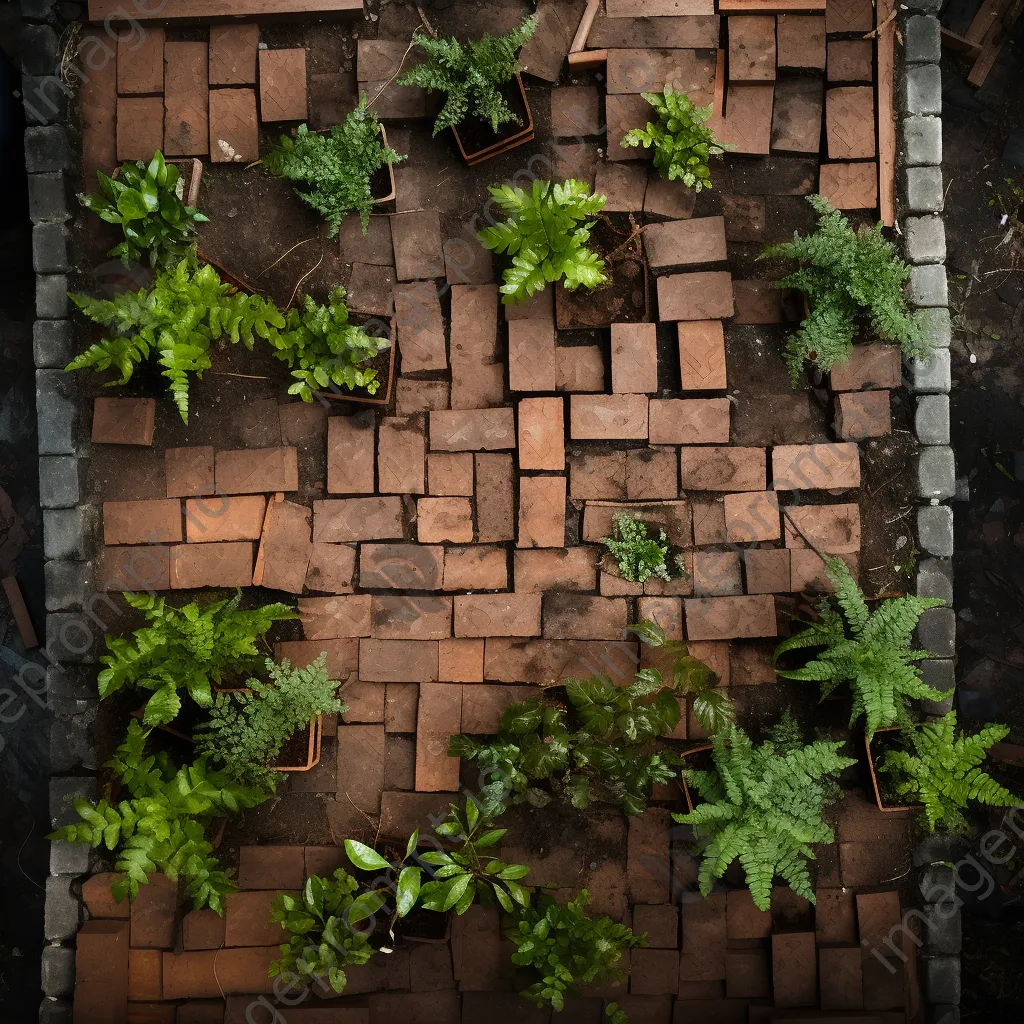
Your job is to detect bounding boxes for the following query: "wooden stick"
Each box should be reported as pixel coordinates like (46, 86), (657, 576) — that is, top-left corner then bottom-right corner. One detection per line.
(567, 49), (607, 69)
(570, 0), (601, 53)
(2, 576), (38, 650)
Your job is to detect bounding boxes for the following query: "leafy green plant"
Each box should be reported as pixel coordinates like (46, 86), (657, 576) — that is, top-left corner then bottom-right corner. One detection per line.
(195, 654), (346, 786)
(263, 98), (405, 236)
(49, 721), (271, 912)
(508, 890), (643, 1014)
(265, 287), (391, 401)
(674, 724), (855, 910)
(773, 557), (950, 737)
(762, 194), (928, 384)
(398, 17), (536, 137)
(97, 590), (296, 726)
(268, 869), (379, 995)
(452, 630), (728, 818)
(478, 179), (608, 304)
(67, 255), (285, 422)
(600, 512), (673, 583)
(621, 87), (729, 192)
(879, 712), (1022, 831)
(79, 150), (209, 268)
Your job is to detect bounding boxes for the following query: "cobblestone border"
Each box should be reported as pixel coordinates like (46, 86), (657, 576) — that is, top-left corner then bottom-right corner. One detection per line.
(898, 4), (962, 1021)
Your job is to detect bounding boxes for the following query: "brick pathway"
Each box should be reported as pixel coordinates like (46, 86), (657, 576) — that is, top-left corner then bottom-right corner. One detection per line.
(76, 5), (920, 1021)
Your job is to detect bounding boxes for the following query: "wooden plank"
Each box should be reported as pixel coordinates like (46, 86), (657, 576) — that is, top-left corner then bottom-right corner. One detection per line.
(940, 26), (983, 55)
(966, 0), (1008, 44)
(570, 0), (601, 52)
(2, 576), (38, 650)
(89, 0), (361, 20)
(877, 0), (895, 227)
(568, 48), (608, 68)
(606, 0), (715, 14)
(967, 40), (1002, 85)
(718, 0), (825, 10)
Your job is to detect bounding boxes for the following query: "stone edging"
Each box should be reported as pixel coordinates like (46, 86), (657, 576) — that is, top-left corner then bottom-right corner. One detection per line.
(898, 3), (962, 1021)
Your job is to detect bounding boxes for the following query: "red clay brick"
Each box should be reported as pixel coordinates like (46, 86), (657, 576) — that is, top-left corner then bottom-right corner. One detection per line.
(75, 919), (129, 1023)
(449, 285), (499, 366)
(128, 947), (162, 1002)
(582, 500), (692, 545)
(223, 890), (288, 948)
(836, 389), (891, 439)
(209, 24), (258, 85)
(82, 873), (129, 919)
(717, 85), (774, 155)
(783, 503), (861, 553)
(723, 194), (767, 242)
(725, 948), (770, 999)
(657, 272), (734, 320)
(166, 447), (214, 499)
(438, 638), (485, 682)
(551, 84), (601, 136)
(482, 637), (636, 685)
(378, 415), (426, 494)
(772, 442), (861, 490)
(513, 548), (599, 592)
(169, 541), (252, 588)
(542, 594), (627, 640)
(275, 640), (359, 684)
(298, 595), (372, 639)
(828, 39), (874, 82)
(630, 948), (679, 996)
(518, 397), (564, 471)
(568, 449), (627, 499)
(104, 499), (181, 546)
(259, 48), (307, 122)
(819, 946), (864, 1010)
(649, 398), (730, 445)
(162, 947), (278, 999)
(303, 845), (349, 880)
(391, 210), (445, 281)
(431, 409), (516, 451)
(359, 639), (439, 682)
(360, 543), (443, 589)
(334, 723), (386, 826)
(627, 807), (671, 904)
(454, 594), (542, 637)
(181, 908), (225, 951)
(790, 549), (859, 591)
(723, 491), (780, 543)
(729, 16), (776, 81)
(305, 542), (357, 593)
(384, 682), (420, 731)
(475, 453), (515, 542)
(442, 545), (508, 590)
(856, 891), (901, 949)
(684, 595), (777, 640)
(98, 545), (171, 591)
(427, 453), (474, 496)
(238, 846), (305, 890)
(416, 683), (462, 791)
(825, 86), (876, 160)
(732, 279), (783, 324)
(819, 160), (879, 210)
(607, 47), (716, 98)
(680, 446), (766, 491)
(313, 497), (405, 543)
(772, 932), (817, 1008)
(452, 362), (504, 411)
(458, 684), (537, 734)
(570, 395), (649, 439)
(93, 397), (155, 446)
(117, 95), (164, 163)
(692, 499), (727, 544)
(692, 550), (743, 596)
(601, 567), (643, 596)
(164, 42), (208, 156)
(209, 88), (258, 163)
(117, 27), (164, 95)
(418, 496), (474, 543)
(130, 873), (177, 948)
(395, 283), (447, 372)
(777, 15), (826, 69)
(644, 216), (727, 270)
(771, 77), (823, 155)
(815, 887), (857, 944)
(626, 447), (678, 500)
(215, 447), (298, 494)
(348, 262), (395, 317)
(633, 904), (679, 949)
(370, 595), (452, 640)
(678, 320), (728, 391)
(252, 499), (311, 594)
(80, 28), (118, 179)
(557, 344), (606, 392)
(679, 894), (727, 982)
(828, 343), (901, 391)
(727, 889), (771, 939)
(509, 318), (557, 391)
(518, 476), (566, 548)
(611, 323), (659, 394)
(743, 548), (792, 594)
(185, 494), (265, 543)
(826, 0), (875, 32)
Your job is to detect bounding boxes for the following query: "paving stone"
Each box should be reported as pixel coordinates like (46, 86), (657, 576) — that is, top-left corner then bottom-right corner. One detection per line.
(359, 639), (438, 683)
(116, 27), (164, 95)
(42, 507), (86, 561)
(347, 262), (396, 316)
(777, 15), (826, 69)
(339, 214), (394, 267)
(259, 48), (307, 121)
(452, 361), (504, 412)
(915, 307), (952, 349)
(298, 595), (372, 640)
(543, 594), (628, 640)
(314, 497), (405, 543)
(391, 211), (444, 281)
(90, 397), (154, 447)
(626, 447), (678, 500)
(327, 411), (375, 495)
(519, 0), (586, 82)
(551, 85), (601, 136)
(908, 263), (948, 306)
(633, 904), (679, 949)
(430, 409), (516, 451)
(305, 541), (357, 594)
(907, 347), (951, 393)
(161, 947), (279, 999)
(717, 85), (774, 155)
(209, 87), (258, 163)
(209, 23), (258, 86)
(163, 41), (209, 157)
(607, 47), (716, 102)
(678, 320), (727, 390)
(825, 86), (875, 159)
(370, 595), (451, 640)
(826, 0), (874, 32)
(416, 682), (462, 791)
(830, 343), (901, 390)
(645, 174), (698, 219)
(771, 932), (816, 1008)
(507, 318), (557, 392)
(783, 503), (861, 553)
(729, 16), (776, 81)
(582, 500), (692, 545)
(395, 283), (447, 372)
(185, 494), (265, 543)
(905, 214), (947, 265)
(438, 637), (486, 682)
(610, 322), (658, 394)
(74, 920), (129, 1020)
(39, 456), (81, 509)
(163, 447), (213, 499)
(817, 946), (863, 1009)
(519, 397), (565, 472)
(505, 287), (553, 321)
(103, 499), (180, 546)
(569, 449), (626, 499)
(819, 160), (879, 210)
(772, 442), (860, 490)
(684, 594), (777, 640)
(726, 889), (772, 941)
(904, 114), (942, 166)
(130, 873), (178, 947)
(630, 948), (679, 996)
(518, 476), (567, 548)
(215, 447), (298, 494)
(725, 947), (771, 999)
(36, 274), (69, 318)
(116, 95), (164, 162)
(484, 637), (639, 685)
(649, 398), (731, 444)
(828, 38), (873, 82)
(905, 13), (941, 62)
(918, 505), (953, 557)
(475, 453), (515, 542)
(331, 723), (386, 830)
(454, 594), (542, 637)
(680, 446), (766, 491)
(606, 93), (654, 161)
(98, 545), (171, 591)
(836, 390), (891, 439)
(657, 271), (734, 320)
(644, 217), (727, 269)
(679, 894), (727, 982)
(692, 550), (743, 596)
(397, 379), (450, 415)
(570, 394), (649, 439)
(253, 499), (312, 594)
(444, 228), (493, 285)
(723, 491), (780, 543)
(378, 415), (426, 494)
(596, 162), (648, 213)
(514, 547), (598, 593)
(223, 891), (288, 948)
(382, 681), (420, 732)
(771, 76), (823, 154)
(417, 496), (474, 543)
(428, 452), (474, 496)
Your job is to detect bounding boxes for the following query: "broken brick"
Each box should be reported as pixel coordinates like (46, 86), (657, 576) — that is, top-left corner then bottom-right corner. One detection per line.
(258, 48), (307, 122)
(253, 499), (312, 594)
(657, 271), (734, 320)
(416, 683), (463, 791)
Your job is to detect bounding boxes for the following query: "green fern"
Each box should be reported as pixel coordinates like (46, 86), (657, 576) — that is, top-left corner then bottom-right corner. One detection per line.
(97, 590), (296, 726)
(774, 558), (950, 737)
(761, 195), (929, 384)
(263, 97), (405, 235)
(600, 512), (673, 583)
(399, 17), (536, 137)
(477, 179), (608, 304)
(880, 712), (1023, 832)
(674, 724), (855, 910)
(621, 87), (730, 192)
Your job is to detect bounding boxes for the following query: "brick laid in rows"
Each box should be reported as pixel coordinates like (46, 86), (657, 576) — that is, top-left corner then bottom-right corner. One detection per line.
(582, 500), (692, 545)
(743, 548), (792, 594)
(475, 453), (515, 542)
(626, 447), (678, 499)
(378, 415), (426, 494)
(75, 920), (129, 1022)
(825, 86), (875, 160)
(360, 543), (444, 589)
(162, 947), (278, 999)
(570, 394), (649, 439)
(680, 447), (766, 491)
(209, 23), (258, 85)
(166, 446), (214, 498)
(518, 397), (564, 471)
(514, 547), (599, 592)
(678, 321), (727, 390)
(692, 550), (743, 596)
(829, 343), (901, 391)
(643, 216), (727, 268)
(569, 449), (626, 499)
(450, 284), (499, 365)
(543, 594), (627, 640)
(783, 503), (861, 553)
(223, 891), (287, 948)
(298, 595), (371, 639)
(327, 411), (375, 494)
(359, 639), (438, 682)
(509, 318), (557, 391)
(439, 638), (485, 682)
(416, 683), (462, 791)
(431, 409), (516, 451)
(819, 160), (879, 210)
(729, 15), (776, 80)
(253, 499), (311, 594)
(313, 497), (405, 543)
(772, 932), (817, 1008)
(611, 323), (658, 394)
(657, 271), (734, 320)
(104, 499), (181, 545)
(443, 545), (508, 591)
(418, 497), (474, 543)
(483, 637), (639, 685)
(370, 595), (452, 640)
(169, 541), (252, 588)
(164, 42), (209, 157)
(517, 476), (566, 549)
(777, 15), (826, 69)
(185, 494), (265, 543)
(259, 48), (307, 122)
(428, 452), (474, 496)
(723, 491), (780, 543)
(649, 398), (730, 445)
(772, 443), (860, 490)
(557, 345), (605, 392)
(98, 545), (171, 591)
(684, 595), (778, 640)
(395, 283), (447, 372)
(305, 542), (356, 593)
(215, 446), (298, 494)
(334, 723), (386, 829)
(209, 87), (258, 163)
(454, 594), (542, 637)
(116, 96), (163, 161)
(835, 390), (891, 439)
(679, 894), (727, 982)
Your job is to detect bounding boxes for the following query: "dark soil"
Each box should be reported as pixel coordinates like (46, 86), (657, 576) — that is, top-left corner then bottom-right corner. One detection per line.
(453, 76), (532, 158)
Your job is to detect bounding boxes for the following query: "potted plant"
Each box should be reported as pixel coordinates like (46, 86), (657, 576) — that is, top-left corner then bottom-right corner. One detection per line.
(398, 17), (537, 165)
(78, 149), (209, 269)
(773, 557), (951, 738)
(262, 96), (405, 236)
(674, 722), (855, 910)
(868, 712), (1023, 829)
(761, 195), (931, 385)
(621, 86), (731, 193)
(599, 511), (688, 585)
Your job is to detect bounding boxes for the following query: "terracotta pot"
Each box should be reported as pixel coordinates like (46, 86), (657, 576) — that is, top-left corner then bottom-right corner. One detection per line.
(373, 125), (398, 205)
(452, 74), (535, 166)
(864, 728), (924, 814)
(679, 743), (713, 814)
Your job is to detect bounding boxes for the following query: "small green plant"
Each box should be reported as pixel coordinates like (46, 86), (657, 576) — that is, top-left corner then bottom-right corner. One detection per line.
(507, 890), (643, 1015)
(674, 723), (855, 910)
(600, 512), (674, 583)
(398, 17), (536, 137)
(762, 195), (928, 384)
(195, 654), (346, 786)
(49, 722), (271, 913)
(79, 150), (209, 268)
(621, 87), (729, 192)
(263, 98), (405, 236)
(773, 557), (950, 737)
(67, 255), (285, 422)
(879, 712), (1022, 832)
(97, 591), (296, 726)
(265, 287), (391, 401)
(478, 179), (608, 304)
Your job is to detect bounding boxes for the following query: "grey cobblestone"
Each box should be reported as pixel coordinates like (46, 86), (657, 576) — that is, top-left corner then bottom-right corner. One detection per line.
(49, 839), (90, 876)
(904, 15), (941, 63)
(907, 348), (951, 393)
(20, 24), (59, 76)
(50, 708), (99, 772)
(33, 221), (70, 273)
(905, 215), (947, 263)
(904, 115), (942, 166)
(44, 875), (80, 941)
(916, 394), (950, 444)
(903, 64), (942, 115)
(927, 1007), (959, 1024)
(923, 957), (960, 1005)
(922, 903), (962, 955)
(908, 264), (948, 307)
(33, 318), (74, 368)
(37, 274), (69, 318)
(919, 863), (956, 902)
(44, 560), (89, 611)
(917, 446), (956, 500)
(918, 505), (954, 557)
(38, 998), (73, 1024)
(36, 369), (78, 455)
(917, 607), (956, 658)
(38, 456), (81, 509)
(22, 76), (70, 126)
(24, 125), (70, 173)
(40, 945), (75, 999)
(905, 166), (944, 213)
(914, 307), (952, 348)
(42, 508), (86, 560)
(46, 666), (98, 717)
(917, 557), (953, 604)
(46, 612), (101, 664)
(27, 173), (70, 223)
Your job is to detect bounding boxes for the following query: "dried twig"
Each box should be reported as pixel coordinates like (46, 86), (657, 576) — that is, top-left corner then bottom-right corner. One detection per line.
(416, 4), (439, 37)
(367, 40), (418, 109)
(254, 236), (317, 280)
(285, 251), (326, 310)
(864, 9), (897, 39)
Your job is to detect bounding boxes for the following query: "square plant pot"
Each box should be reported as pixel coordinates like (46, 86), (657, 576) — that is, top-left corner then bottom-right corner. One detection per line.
(452, 74), (535, 166)
(864, 727), (924, 814)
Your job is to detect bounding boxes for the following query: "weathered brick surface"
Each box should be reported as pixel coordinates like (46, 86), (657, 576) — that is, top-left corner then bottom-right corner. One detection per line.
(649, 398), (731, 445)
(783, 503), (861, 553)
(117, 95), (164, 163)
(359, 639), (439, 682)
(732, 279), (783, 324)
(378, 415), (426, 494)
(298, 595), (372, 640)
(717, 85), (774, 156)
(692, 550), (743, 596)
(825, 86), (876, 160)
(209, 87), (258, 163)
(439, 637), (485, 682)
(518, 476), (566, 548)
(326, 413), (376, 496)
(75, 920), (129, 1023)
(416, 683), (463, 791)
(836, 389), (891, 438)
(391, 211), (445, 281)
(370, 595), (452, 640)
(772, 931), (817, 1008)
(395, 283), (447, 372)
(347, 262), (395, 317)
(170, 541), (253, 588)
(442, 545), (508, 591)
(771, 77), (823, 155)
(455, 594), (542, 637)
(657, 272), (734, 320)
(223, 891), (287, 948)
(684, 595), (778, 640)
(166, 447), (215, 499)
(428, 452), (474, 496)
(514, 548), (599, 593)
(259, 48), (308, 122)
(104, 499), (181, 545)
(397, 379), (450, 415)
(185, 494), (265, 543)
(791, 549), (859, 591)
(418, 496), (474, 543)
(509, 318), (557, 391)
(722, 194), (767, 242)
(727, 889), (772, 939)
(449, 285), (499, 364)
(819, 160), (879, 210)
(215, 447), (298, 494)
(253, 499), (312, 594)
(723, 491), (780, 542)
(678, 320), (728, 390)
(606, 47), (716, 99)
(777, 15), (826, 69)
(430, 409), (516, 451)
(611, 322), (659, 394)
(82, 874), (129, 920)
(162, 947), (278, 998)
(680, 447), (766, 492)
(485, 636), (637, 687)
(518, 397), (564, 471)
(772, 443), (861, 490)
(98, 545), (170, 591)
(829, 343), (901, 391)
(679, 894), (727, 982)
(556, 344), (606, 392)
(238, 846), (305, 890)
(582, 500), (692, 545)
(275, 640), (359, 684)
(819, 946), (864, 1010)
(305, 542), (357, 593)
(92, 397), (155, 446)
(551, 85), (601, 136)
(209, 23), (258, 85)
(164, 42), (209, 156)
(828, 39), (873, 82)
(360, 543), (443, 589)
(475, 453), (515, 542)
(117, 27), (164, 95)
(644, 216), (727, 269)
(384, 683), (419, 733)
(570, 395), (649, 439)
(626, 447), (678, 499)
(729, 16), (777, 81)
(568, 449), (626, 499)
(130, 873), (178, 948)
(543, 594), (627, 640)
(692, 499), (727, 545)
(743, 548), (792, 594)
(314, 497), (405, 543)
(334, 723), (386, 826)
(815, 887), (857, 944)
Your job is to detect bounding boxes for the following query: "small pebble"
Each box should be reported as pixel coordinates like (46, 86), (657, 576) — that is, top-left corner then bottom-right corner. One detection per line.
(228, 207), (238, 218)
